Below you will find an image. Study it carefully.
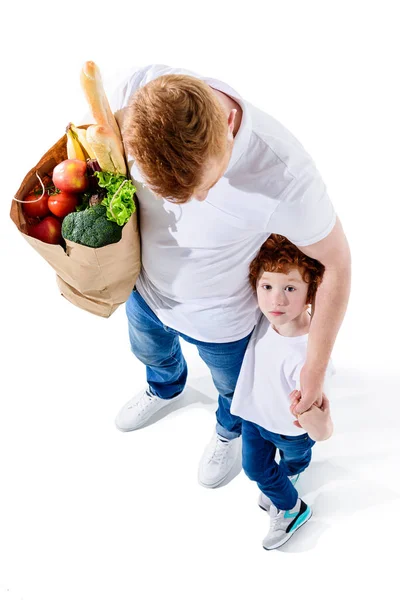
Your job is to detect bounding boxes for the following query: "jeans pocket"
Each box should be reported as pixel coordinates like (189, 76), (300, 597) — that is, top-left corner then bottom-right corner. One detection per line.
(280, 433), (309, 442)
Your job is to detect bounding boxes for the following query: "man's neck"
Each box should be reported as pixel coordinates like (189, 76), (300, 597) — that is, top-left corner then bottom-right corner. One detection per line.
(211, 88), (243, 137)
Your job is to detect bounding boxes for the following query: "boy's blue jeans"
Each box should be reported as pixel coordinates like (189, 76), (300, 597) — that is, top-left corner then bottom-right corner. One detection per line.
(242, 420), (315, 510)
(125, 288), (252, 440)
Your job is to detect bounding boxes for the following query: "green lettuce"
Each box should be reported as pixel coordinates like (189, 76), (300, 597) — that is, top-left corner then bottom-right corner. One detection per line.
(94, 171), (136, 226)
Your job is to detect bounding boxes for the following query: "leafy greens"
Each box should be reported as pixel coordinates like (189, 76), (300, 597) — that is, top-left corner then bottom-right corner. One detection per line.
(94, 171), (136, 226)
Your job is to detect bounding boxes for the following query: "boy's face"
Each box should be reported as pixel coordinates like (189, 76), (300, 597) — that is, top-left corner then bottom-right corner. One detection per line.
(256, 268), (309, 326)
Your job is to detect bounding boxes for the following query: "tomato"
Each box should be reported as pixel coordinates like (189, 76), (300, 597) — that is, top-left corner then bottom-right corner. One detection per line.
(48, 191), (79, 218)
(22, 192), (51, 219)
(52, 159), (88, 193)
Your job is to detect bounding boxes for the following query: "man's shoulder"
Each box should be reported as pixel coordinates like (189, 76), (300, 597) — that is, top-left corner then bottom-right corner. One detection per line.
(110, 65), (164, 111)
(246, 103), (318, 175)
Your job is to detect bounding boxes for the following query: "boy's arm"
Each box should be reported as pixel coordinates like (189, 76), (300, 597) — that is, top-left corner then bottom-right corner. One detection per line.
(290, 390), (333, 442)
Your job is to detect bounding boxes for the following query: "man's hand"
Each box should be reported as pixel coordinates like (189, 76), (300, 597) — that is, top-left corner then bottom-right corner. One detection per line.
(295, 363), (324, 414)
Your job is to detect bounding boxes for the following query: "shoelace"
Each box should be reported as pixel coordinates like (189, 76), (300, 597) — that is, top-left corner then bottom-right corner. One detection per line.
(206, 438), (230, 464)
(134, 391), (157, 414)
(269, 510), (282, 532)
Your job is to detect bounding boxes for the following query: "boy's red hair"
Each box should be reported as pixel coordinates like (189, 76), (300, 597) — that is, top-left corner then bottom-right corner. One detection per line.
(249, 234), (325, 304)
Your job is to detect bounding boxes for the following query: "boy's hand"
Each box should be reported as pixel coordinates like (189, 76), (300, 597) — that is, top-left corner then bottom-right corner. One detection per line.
(289, 389), (333, 441)
(289, 390), (303, 427)
(289, 389), (301, 416)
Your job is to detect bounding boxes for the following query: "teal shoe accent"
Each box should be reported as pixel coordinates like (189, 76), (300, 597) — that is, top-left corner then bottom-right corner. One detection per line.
(284, 508), (299, 519)
(288, 506), (311, 532)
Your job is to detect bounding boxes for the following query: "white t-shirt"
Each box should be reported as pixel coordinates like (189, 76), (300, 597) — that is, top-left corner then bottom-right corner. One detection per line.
(112, 65), (336, 343)
(230, 315), (334, 436)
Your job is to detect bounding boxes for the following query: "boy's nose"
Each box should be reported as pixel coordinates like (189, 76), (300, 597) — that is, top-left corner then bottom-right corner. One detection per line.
(272, 292), (288, 306)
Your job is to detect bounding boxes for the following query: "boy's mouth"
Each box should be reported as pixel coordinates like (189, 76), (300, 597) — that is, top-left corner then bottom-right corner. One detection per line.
(269, 311), (285, 316)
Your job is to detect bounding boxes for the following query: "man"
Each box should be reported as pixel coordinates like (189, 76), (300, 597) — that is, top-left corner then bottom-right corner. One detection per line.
(111, 64), (351, 488)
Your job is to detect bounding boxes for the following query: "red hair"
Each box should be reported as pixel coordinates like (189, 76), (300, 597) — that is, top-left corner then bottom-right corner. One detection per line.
(249, 234), (325, 304)
(122, 74), (228, 202)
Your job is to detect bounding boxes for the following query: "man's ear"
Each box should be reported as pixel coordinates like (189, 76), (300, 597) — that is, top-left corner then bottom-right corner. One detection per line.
(227, 109), (237, 138)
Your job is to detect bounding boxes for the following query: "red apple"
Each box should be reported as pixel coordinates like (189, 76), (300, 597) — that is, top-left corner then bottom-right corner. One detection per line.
(52, 159), (89, 193)
(22, 191), (51, 219)
(28, 216), (62, 245)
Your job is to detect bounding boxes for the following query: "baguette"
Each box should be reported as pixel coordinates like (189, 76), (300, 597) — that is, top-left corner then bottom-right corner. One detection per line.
(86, 125), (127, 176)
(80, 61), (123, 148)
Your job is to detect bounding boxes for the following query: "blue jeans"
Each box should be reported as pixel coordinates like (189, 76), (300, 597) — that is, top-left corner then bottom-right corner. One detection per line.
(242, 420), (315, 510)
(125, 288), (252, 440)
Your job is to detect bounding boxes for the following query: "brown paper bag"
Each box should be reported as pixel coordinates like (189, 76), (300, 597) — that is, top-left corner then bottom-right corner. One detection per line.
(10, 132), (141, 318)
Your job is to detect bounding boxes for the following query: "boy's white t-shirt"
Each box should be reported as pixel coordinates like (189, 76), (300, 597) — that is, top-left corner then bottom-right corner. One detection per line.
(230, 315), (334, 436)
(112, 65), (336, 343)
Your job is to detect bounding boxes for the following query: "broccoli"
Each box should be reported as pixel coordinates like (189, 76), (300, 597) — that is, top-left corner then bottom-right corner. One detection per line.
(62, 204), (122, 248)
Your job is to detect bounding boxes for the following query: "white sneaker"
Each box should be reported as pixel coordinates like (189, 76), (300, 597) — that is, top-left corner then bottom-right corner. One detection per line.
(258, 474), (301, 513)
(262, 499), (312, 550)
(115, 388), (184, 432)
(198, 432), (241, 488)
(258, 492), (273, 513)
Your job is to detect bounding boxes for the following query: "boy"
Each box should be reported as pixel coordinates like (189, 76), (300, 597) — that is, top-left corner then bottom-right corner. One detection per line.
(230, 234), (334, 550)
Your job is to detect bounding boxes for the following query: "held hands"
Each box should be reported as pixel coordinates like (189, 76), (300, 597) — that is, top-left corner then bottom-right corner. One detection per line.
(289, 389), (333, 442)
(294, 363), (325, 414)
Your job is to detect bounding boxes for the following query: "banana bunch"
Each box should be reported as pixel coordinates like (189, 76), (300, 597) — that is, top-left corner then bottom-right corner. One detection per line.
(66, 120), (126, 176)
(66, 123), (96, 161)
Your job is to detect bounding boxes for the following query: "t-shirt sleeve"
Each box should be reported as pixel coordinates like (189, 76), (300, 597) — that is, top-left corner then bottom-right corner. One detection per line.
(291, 357), (336, 393)
(267, 171), (337, 247)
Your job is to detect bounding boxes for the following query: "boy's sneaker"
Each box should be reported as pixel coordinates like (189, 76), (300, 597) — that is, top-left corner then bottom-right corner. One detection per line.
(258, 492), (273, 512)
(198, 432), (241, 488)
(262, 498), (312, 550)
(115, 388), (184, 432)
(258, 473), (300, 513)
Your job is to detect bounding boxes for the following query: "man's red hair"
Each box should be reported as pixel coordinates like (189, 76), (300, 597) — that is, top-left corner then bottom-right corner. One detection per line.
(123, 74), (228, 202)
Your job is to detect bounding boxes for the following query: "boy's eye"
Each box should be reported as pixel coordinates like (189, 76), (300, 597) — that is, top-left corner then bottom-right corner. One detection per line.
(262, 284), (272, 290)
(285, 286), (296, 292)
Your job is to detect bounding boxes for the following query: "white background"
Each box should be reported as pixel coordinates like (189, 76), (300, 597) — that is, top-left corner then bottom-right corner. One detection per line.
(1, 1), (399, 599)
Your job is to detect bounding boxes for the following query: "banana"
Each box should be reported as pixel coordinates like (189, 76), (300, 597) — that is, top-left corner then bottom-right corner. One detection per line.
(66, 124), (86, 161)
(70, 123), (96, 159)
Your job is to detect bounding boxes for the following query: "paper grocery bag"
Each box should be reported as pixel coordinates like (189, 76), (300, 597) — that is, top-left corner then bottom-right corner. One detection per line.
(10, 131), (141, 318)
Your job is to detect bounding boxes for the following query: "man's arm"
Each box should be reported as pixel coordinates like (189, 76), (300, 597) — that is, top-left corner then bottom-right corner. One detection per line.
(295, 216), (351, 414)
